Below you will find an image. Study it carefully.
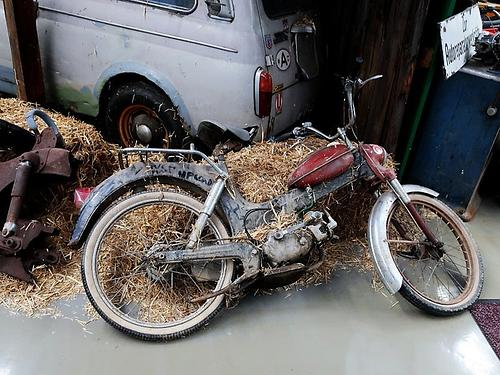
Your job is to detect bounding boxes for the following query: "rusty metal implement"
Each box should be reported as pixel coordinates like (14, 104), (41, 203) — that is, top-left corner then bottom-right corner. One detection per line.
(0, 110), (71, 282)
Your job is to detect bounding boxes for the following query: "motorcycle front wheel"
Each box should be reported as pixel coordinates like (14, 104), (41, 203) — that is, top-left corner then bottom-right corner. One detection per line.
(81, 190), (234, 341)
(385, 193), (483, 315)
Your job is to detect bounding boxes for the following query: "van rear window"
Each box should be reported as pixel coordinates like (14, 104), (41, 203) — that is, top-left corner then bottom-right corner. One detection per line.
(262, 0), (314, 19)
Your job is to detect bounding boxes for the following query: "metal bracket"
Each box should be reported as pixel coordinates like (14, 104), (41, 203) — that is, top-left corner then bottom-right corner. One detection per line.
(153, 242), (261, 274)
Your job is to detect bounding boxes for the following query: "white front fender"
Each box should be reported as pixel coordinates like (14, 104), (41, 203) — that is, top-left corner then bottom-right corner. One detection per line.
(367, 184), (439, 294)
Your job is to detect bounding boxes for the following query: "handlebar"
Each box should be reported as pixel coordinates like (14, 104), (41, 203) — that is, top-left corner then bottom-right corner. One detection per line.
(25, 109), (65, 148)
(341, 74), (383, 129)
(25, 109), (60, 135)
(302, 122), (340, 142)
(273, 123), (343, 144)
(272, 130), (295, 142)
(273, 72), (383, 144)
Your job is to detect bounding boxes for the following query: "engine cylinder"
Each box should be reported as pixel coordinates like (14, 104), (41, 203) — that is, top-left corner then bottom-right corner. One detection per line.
(262, 229), (314, 265)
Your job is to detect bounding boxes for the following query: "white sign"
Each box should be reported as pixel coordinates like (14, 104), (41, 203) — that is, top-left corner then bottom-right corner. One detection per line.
(439, 4), (482, 79)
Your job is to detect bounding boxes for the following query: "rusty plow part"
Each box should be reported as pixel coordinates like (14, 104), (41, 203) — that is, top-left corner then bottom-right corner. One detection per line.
(0, 112), (71, 282)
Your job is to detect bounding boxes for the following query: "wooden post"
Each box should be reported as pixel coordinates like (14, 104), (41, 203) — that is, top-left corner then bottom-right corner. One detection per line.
(319, 1), (431, 154)
(3, 0), (45, 103)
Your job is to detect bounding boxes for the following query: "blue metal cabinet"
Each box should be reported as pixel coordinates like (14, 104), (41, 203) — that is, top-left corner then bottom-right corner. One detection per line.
(406, 62), (500, 220)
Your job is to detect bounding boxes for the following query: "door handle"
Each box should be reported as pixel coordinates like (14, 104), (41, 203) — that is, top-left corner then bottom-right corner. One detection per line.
(205, 0), (226, 11)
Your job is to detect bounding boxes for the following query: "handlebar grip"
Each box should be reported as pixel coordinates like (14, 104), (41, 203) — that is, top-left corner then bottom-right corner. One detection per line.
(25, 110), (40, 133)
(272, 131), (294, 142)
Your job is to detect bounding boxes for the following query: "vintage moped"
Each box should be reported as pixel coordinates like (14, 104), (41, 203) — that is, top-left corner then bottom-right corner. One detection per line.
(71, 72), (484, 341)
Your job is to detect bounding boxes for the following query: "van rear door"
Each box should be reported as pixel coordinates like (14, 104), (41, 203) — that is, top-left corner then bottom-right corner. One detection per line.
(255, 0), (319, 135)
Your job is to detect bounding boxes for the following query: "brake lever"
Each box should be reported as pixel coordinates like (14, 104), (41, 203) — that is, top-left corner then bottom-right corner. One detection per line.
(357, 75), (383, 89)
(301, 122), (339, 141)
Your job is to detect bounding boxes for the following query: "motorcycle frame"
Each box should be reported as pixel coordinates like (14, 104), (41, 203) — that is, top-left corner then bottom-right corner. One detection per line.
(95, 143), (378, 277)
(120, 144), (377, 237)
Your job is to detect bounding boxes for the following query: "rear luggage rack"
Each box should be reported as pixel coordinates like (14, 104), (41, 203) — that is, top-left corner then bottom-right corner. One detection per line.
(118, 147), (228, 177)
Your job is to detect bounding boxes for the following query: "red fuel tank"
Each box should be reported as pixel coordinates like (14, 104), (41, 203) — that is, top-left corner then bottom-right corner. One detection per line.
(288, 144), (354, 189)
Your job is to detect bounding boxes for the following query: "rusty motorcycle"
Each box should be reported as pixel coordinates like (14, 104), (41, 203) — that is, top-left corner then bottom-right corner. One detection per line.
(0, 110), (71, 281)
(71, 73), (484, 341)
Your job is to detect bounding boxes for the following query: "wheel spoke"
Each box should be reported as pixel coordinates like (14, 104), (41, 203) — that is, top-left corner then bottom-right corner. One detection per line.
(386, 239), (430, 245)
(432, 270), (457, 300)
(442, 252), (468, 267)
(441, 263), (465, 292)
(424, 261), (440, 289)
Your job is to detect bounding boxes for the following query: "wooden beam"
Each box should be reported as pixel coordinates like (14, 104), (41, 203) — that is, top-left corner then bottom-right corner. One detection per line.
(3, 0), (45, 103)
(319, 1), (431, 154)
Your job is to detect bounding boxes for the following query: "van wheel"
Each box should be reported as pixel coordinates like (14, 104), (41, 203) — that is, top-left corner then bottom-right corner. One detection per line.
(104, 81), (186, 147)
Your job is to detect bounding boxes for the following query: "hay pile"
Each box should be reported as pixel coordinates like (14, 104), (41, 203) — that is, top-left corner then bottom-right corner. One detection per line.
(0, 98), (118, 315)
(225, 137), (328, 202)
(225, 140), (378, 287)
(0, 97), (380, 317)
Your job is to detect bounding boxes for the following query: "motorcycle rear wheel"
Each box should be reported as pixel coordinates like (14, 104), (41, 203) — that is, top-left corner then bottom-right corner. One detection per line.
(385, 194), (483, 315)
(81, 190), (234, 341)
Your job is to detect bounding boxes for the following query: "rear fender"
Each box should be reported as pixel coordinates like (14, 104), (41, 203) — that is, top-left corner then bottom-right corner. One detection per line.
(69, 162), (218, 248)
(368, 184), (439, 294)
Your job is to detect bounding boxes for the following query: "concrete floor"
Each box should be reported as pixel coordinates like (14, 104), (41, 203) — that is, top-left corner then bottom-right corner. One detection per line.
(0, 200), (499, 374)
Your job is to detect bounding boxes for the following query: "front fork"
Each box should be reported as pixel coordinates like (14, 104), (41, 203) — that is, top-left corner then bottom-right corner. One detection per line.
(387, 178), (441, 246)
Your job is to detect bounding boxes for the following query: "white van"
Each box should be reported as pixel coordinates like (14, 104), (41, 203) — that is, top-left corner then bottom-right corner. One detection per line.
(0, 0), (320, 147)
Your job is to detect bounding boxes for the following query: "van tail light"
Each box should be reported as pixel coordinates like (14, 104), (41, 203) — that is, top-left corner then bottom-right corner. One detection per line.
(254, 68), (273, 118)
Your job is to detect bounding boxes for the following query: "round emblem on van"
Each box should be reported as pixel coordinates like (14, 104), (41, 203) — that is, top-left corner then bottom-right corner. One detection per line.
(276, 49), (291, 71)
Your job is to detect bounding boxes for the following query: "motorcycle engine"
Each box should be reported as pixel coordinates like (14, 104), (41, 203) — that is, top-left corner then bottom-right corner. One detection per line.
(262, 211), (337, 266)
(263, 229), (314, 265)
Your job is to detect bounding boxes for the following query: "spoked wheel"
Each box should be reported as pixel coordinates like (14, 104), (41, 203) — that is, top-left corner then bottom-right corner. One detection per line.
(386, 194), (483, 315)
(82, 191), (234, 341)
